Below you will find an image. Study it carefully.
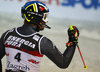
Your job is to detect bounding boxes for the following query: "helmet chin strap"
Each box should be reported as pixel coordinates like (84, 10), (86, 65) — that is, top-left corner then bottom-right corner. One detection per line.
(44, 24), (51, 29)
(39, 21), (51, 29)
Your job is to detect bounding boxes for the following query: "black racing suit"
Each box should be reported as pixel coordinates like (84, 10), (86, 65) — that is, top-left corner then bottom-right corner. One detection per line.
(0, 60), (2, 72)
(0, 24), (76, 72)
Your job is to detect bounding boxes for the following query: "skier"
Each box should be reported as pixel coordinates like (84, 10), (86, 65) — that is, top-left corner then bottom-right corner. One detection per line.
(0, 1), (79, 72)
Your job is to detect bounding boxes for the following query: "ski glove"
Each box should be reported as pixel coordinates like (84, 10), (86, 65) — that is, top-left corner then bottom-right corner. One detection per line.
(68, 25), (79, 43)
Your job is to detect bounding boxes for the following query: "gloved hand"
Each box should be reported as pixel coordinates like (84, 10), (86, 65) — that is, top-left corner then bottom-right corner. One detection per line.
(68, 25), (79, 43)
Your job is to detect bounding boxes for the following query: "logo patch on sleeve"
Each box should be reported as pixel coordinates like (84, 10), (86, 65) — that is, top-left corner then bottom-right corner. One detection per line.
(33, 35), (40, 42)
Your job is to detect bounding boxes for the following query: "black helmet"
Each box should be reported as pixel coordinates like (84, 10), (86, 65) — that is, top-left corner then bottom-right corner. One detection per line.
(21, 1), (51, 29)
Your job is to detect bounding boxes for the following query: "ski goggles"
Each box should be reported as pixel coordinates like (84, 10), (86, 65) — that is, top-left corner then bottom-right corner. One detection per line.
(42, 12), (49, 23)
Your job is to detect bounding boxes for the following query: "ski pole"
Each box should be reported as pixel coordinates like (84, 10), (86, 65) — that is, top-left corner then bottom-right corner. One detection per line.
(69, 25), (87, 69)
(76, 43), (87, 69)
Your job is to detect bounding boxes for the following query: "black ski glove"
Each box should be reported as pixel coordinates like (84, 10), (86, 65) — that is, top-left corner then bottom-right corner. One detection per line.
(67, 25), (79, 46)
